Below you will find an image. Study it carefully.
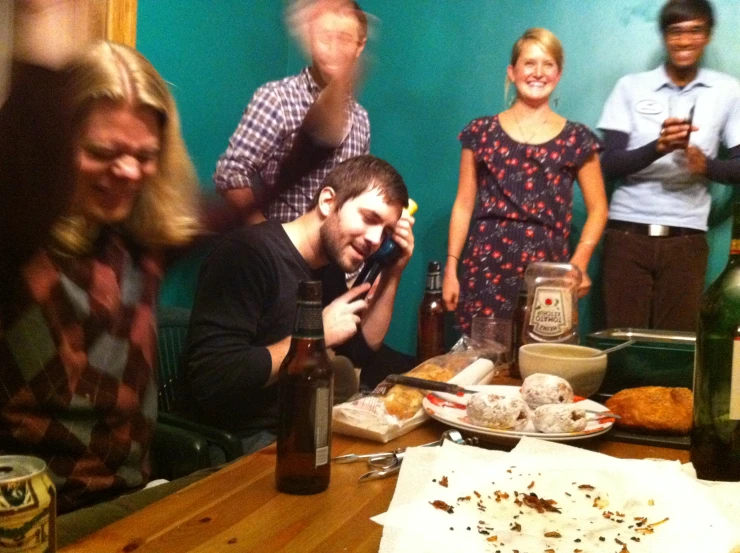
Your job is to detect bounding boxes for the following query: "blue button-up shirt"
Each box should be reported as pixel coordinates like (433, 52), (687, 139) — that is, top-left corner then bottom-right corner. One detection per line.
(598, 65), (740, 230)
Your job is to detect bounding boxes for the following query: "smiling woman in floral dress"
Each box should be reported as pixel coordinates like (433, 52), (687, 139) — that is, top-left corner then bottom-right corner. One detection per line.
(442, 28), (608, 334)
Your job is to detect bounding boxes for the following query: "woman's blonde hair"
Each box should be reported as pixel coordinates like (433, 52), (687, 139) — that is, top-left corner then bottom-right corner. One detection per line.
(504, 28), (564, 105)
(52, 41), (200, 255)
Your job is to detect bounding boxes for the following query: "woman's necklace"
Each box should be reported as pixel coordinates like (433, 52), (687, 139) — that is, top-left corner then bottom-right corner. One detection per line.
(510, 108), (551, 145)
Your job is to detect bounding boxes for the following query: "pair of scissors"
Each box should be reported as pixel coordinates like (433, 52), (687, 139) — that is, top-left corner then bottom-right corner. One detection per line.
(351, 430), (468, 482)
(354, 449), (409, 482)
(331, 447), (404, 466)
(331, 449), (405, 482)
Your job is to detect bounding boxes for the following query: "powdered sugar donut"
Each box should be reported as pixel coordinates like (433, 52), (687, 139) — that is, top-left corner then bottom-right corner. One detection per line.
(533, 404), (587, 433)
(466, 393), (530, 430)
(521, 373), (574, 409)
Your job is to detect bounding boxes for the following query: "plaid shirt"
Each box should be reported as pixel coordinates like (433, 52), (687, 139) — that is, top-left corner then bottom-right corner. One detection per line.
(0, 232), (161, 513)
(214, 67), (370, 222)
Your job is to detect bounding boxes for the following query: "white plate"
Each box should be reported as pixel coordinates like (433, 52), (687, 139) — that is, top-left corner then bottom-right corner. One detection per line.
(422, 384), (614, 443)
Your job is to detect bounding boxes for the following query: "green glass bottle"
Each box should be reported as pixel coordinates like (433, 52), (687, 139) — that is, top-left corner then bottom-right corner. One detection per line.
(691, 204), (740, 481)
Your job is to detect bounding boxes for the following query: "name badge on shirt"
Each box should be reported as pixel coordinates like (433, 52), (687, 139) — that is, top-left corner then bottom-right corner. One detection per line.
(636, 100), (664, 115)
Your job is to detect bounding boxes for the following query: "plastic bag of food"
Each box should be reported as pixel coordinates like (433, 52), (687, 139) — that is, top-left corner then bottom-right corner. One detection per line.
(332, 353), (494, 443)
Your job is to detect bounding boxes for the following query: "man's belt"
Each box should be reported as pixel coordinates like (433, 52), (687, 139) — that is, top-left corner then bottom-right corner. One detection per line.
(607, 220), (705, 237)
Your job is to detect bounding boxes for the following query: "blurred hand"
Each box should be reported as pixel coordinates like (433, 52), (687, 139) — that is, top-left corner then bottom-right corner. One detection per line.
(322, 283), (369, 348)
(442, 265), (460, 311)
(287, 1), (358, 57)
(287, 0), (365, 87)
(14, 0), (90, 68)
(576, 272), (592, 299)
(286, 0), (322, 57)
(656, 117), (698, 154)
(686, 145), (708, 175)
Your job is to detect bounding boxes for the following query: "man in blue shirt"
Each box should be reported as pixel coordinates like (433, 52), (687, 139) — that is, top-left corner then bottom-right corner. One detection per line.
(598, 0), (740, 330)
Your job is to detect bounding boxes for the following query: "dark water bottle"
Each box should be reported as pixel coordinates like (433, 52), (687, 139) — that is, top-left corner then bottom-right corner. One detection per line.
(353, 199), (418, 290)
(691, 203), (740, 481)
(276, 281), (333, 494)
(417, 261), (445, 362)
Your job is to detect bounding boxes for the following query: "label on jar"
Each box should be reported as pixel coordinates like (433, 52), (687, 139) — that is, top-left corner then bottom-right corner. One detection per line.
(529, 286), (572, 337)
(731, 337), (740, 420)
(314, 387), (330, 467)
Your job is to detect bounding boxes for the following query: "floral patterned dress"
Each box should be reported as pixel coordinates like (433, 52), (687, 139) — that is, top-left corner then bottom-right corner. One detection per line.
(455, 115), (602, 334)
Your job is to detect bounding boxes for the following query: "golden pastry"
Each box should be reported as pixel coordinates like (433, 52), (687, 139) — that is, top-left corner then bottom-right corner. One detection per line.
(382, 354), (475, 420)
(605, 386), (693, 435)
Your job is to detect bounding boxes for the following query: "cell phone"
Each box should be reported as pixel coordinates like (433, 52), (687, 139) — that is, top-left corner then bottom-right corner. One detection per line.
(686, 104), (695, 141)
(351, 199), (418, 294)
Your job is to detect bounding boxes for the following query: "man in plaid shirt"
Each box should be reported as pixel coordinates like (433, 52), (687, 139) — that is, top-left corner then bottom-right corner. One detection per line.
(215, 0), (371, 224)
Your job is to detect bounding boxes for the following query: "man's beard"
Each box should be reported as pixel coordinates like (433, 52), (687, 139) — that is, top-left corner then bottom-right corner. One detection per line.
(319, 215), (364, 273)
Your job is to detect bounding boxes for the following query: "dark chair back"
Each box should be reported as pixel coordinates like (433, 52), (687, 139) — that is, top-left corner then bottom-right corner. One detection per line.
(155, 306), (244, 462)
(156, 306), (193, 416)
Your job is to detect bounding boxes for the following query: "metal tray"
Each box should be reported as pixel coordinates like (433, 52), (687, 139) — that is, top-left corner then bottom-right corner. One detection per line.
(587, 328), (695, 393)
(588, 328), (695, 345)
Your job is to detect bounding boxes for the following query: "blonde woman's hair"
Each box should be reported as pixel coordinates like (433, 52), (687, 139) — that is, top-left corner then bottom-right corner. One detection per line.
(52, 41), (200, 255)
(504, 28), (564, 105)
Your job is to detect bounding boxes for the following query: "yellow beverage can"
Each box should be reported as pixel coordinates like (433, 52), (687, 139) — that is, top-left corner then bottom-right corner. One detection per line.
(0, 456), (56, 552)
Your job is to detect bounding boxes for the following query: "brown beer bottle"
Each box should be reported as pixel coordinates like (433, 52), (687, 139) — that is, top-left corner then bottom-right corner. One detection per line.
(276, 280), (333, 494)
(417, 261), (446, 362)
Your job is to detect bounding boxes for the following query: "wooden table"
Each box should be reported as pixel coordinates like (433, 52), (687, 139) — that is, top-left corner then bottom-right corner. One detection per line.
(61, 421), (689, 553)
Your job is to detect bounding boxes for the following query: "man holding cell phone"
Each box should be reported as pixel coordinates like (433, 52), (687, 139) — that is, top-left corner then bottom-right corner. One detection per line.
(598, 0), (740, 331)
(185, 155), (414, 454)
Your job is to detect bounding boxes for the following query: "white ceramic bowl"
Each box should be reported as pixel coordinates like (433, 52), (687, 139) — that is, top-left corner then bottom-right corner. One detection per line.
(518, 343), (607, 398)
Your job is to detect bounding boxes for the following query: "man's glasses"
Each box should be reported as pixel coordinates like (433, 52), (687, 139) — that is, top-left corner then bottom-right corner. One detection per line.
(664, 25), (709, 41)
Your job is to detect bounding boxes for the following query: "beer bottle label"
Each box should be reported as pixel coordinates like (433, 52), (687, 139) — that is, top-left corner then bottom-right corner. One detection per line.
(731, 337), (740, 420)
(425, 272), (441, 292)
(314, 387), (331, 467)
(294, 301), (324, 339)
(529, 286), (572, 338)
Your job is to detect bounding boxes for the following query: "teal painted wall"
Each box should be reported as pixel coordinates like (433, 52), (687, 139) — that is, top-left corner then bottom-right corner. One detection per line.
(138, 0), (740, 354)
(136, 1), (287, 307)
(137, 1), (287, 186)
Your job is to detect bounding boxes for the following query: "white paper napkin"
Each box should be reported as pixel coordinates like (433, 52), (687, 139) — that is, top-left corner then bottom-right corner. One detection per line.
(372, 439), (740, 553)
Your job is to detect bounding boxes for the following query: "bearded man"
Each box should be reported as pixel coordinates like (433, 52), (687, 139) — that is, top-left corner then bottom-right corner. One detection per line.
(185, 155), (414, 452)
